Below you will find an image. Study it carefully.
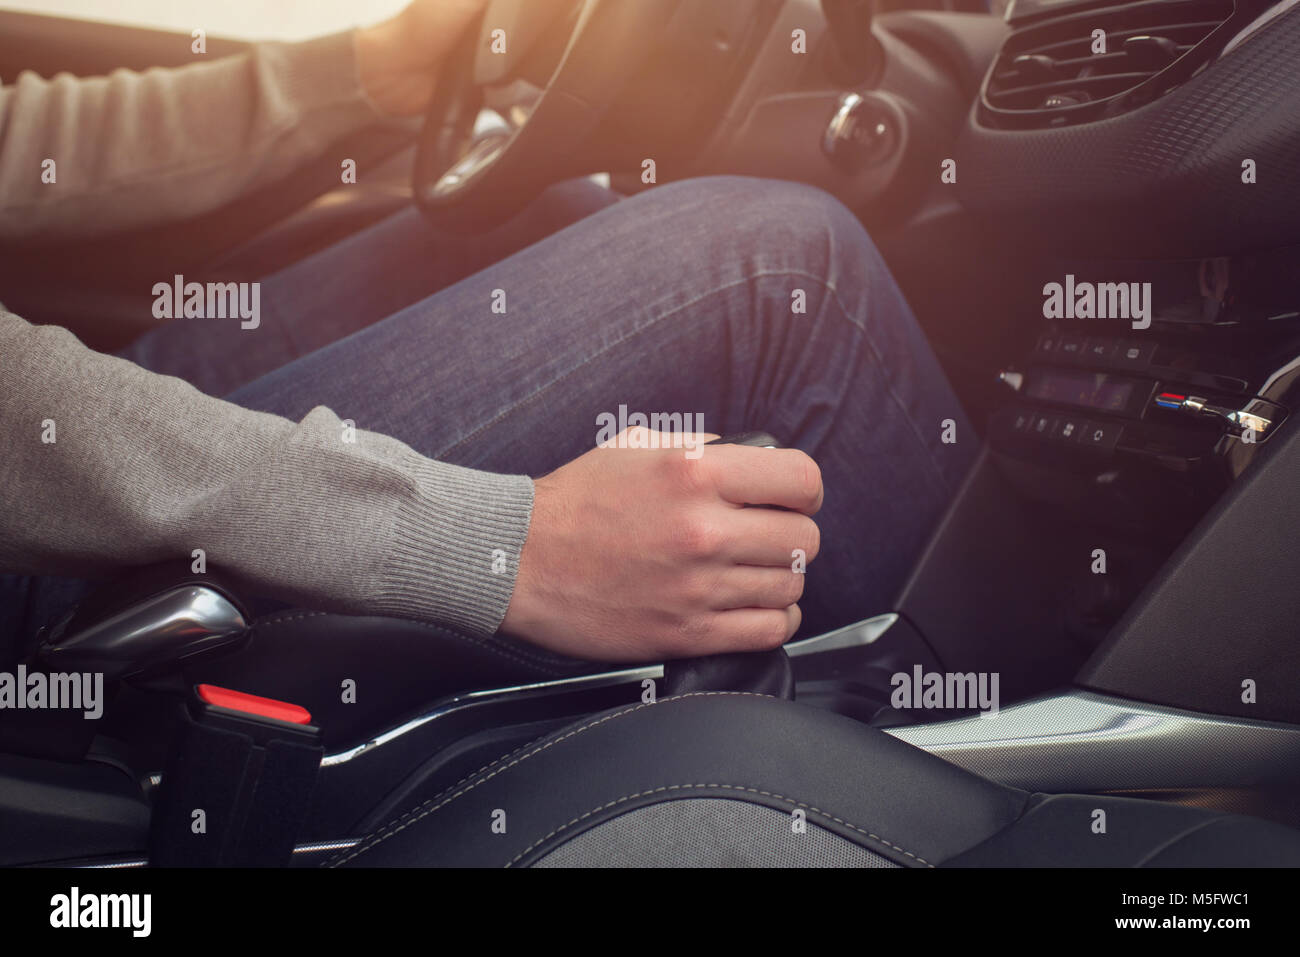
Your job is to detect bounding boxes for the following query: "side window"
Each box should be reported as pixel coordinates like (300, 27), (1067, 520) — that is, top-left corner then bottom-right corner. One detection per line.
(0, 0), (407, 41)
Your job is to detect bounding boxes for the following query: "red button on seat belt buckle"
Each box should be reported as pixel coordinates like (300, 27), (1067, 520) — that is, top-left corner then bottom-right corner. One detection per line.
(155, 683), (322, 866)
(196, 683), (312, 726)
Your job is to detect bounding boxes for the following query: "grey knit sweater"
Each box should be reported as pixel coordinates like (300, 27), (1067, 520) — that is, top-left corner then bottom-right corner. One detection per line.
(0, 31), (535, 637)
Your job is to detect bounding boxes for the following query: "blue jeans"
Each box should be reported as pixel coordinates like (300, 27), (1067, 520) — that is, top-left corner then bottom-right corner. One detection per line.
(3, 175), (975, 653)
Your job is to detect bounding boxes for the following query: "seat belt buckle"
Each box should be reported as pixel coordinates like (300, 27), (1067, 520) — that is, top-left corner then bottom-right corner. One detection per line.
(189, 683), (318, 740)
(149, 684), (323, 867)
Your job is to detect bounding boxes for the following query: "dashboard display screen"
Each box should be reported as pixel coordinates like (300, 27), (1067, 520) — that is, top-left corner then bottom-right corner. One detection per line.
(1026, 370), (1134, 413)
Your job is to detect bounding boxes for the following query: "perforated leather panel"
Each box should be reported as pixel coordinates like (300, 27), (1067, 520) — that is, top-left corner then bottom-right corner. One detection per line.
(532, 798), (899, 868)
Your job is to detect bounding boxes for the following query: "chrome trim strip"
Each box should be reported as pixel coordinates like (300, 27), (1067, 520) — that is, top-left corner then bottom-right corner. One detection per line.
(320, 665), (661, 767)
(786, 613), (897, 657)
(888, 690), (1300, 792)
(456, 665), (662, 700)
(71, 839), (361, 868)
(78, 858), (147, 869)
(294, 839), (360, 854)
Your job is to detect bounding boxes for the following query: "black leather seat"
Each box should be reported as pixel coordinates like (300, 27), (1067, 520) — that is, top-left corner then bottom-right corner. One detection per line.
(323, 692), (1300, 867)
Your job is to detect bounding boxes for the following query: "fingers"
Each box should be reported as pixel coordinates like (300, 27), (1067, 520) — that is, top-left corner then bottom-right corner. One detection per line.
(599, 427), (720, 453)
(707, 565), (806, 610)
(723, 508), (821, 567)
(702, 605), (802, 653)
(607, 428), (823, 515)
(704, 445), (823, 515)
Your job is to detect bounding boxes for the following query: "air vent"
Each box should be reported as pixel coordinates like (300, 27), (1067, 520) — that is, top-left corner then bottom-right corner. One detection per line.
(981, 0), (1241, 128)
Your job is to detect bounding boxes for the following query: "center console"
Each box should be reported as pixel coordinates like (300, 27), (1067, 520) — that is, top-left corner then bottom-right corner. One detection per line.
(987, 251), (1300, 538)
(888, 245), (1300, 733)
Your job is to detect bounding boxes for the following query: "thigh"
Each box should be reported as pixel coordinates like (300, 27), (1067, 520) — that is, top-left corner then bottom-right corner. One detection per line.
(225, 176), (978, 633)
(226, 176), (819, 474)
(118, 177), (620, 397)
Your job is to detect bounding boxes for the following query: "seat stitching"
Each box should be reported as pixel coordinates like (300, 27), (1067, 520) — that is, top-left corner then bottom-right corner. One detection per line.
(325, 691), (774, 866)
(253, 610), (331, 626)
(1130, 814), (1231, 868)
(506, 784), (934, 868)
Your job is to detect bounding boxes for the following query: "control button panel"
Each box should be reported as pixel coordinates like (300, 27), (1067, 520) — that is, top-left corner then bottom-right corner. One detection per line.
(996, 327), (1281, 476)
(1002, 405), (1122, 452)
(1036, 333), (1154, 371)
(1077, 419), (1122, 451)
(1081, 338), (1114, 363)
(1034, 331), (1249, 393)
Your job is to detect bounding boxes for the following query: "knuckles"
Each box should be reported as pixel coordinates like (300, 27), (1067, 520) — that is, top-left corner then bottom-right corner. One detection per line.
(661, 447), (716, 498)
(672, 512), (727, 559)
(664, 610), (717, 655)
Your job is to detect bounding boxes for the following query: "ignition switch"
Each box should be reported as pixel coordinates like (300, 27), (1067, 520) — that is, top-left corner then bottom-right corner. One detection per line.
(823, 91), (901, 170)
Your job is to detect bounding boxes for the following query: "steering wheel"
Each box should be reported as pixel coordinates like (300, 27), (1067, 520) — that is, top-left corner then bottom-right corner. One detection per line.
(414, 0), (681, 235)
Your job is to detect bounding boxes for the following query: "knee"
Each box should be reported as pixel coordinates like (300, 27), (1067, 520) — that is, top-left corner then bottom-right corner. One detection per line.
(644, 176), (882, 285)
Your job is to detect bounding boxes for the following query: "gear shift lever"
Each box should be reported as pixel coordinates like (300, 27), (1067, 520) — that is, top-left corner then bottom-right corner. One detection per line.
(660, 431), (796, 700)
(820, 0), (884, 87)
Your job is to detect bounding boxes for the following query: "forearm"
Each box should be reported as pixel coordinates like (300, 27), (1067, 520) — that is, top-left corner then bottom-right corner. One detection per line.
(0, 310), (533, 637)
(0, 31), (398, 242)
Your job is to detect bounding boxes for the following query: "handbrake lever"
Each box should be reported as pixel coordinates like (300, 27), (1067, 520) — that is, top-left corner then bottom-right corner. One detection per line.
(37, 562), (250, 681)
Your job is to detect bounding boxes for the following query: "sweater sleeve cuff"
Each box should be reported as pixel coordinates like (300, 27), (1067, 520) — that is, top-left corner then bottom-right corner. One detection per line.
(266, 28), (392, 125)
(370, 452), (536, 638)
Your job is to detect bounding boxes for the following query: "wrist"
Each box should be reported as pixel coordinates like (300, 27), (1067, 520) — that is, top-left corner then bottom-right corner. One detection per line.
(500, 474), (554, 640)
